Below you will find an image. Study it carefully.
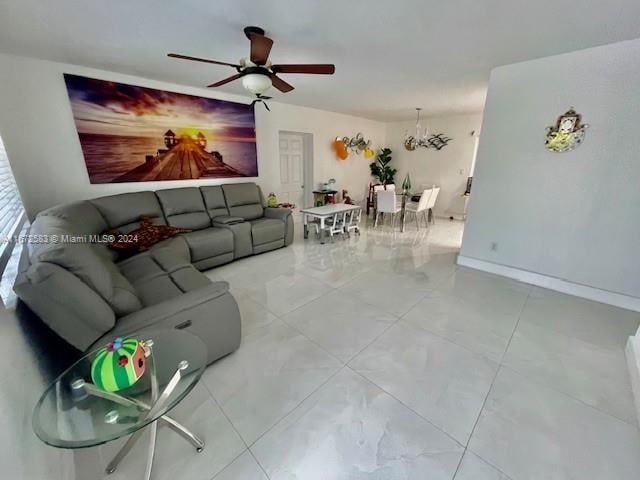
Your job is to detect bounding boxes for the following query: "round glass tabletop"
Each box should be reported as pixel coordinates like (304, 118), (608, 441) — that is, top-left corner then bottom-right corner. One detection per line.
(32, 329), (207, 449)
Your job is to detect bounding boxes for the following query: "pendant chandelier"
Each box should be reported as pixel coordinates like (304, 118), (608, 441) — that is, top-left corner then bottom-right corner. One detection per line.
(403, 108), (453, 151)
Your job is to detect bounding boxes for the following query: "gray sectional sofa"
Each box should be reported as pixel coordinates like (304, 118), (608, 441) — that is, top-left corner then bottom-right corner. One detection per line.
(14, 182), (293, 364)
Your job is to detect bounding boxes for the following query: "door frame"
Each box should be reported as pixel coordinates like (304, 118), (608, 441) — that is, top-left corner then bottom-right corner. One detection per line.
(279, 130), (314, 208)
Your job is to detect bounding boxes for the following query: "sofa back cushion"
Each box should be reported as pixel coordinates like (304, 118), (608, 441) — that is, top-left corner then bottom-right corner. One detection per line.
(156, 187), (210, 230)
(38, 200), (108, 235)
(200, 186), (229, 219)
(28, 216), (141, 316)
(90, 191), (166, 233)
(221, 183), (264, 220)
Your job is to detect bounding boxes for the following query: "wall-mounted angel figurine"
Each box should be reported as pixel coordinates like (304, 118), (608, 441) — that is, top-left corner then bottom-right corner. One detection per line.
(545, 108), (589, 153)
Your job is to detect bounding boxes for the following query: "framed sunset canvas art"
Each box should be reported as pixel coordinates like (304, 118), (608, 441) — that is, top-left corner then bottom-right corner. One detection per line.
(63, 74), (258, 183)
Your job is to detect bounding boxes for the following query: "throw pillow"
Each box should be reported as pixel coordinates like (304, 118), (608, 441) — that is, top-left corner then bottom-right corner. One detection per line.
(109, 216), (191, 253)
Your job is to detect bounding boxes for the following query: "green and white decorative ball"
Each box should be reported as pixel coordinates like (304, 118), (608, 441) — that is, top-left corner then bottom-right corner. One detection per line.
(90, 337), (146, 392)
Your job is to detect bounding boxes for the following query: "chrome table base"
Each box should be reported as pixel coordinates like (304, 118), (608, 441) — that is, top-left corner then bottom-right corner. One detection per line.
(73, 341), (204, 480)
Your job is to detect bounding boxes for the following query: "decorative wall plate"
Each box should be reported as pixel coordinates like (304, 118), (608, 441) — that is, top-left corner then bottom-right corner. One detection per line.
(545, 108), (589, 153)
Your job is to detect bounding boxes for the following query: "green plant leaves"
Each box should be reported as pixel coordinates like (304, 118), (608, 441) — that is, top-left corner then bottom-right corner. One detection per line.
(369, 148), (396, 185)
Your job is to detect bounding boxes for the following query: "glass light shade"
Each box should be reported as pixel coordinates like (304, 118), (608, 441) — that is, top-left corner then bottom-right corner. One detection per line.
(242, 73), (272, 94)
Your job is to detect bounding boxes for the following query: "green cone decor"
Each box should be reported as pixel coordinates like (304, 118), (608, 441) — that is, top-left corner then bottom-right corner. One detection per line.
(90, 337), (147, 392)
(402, 173), (412, 192)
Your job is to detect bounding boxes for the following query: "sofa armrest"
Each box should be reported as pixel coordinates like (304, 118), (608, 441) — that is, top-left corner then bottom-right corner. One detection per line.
(117, 281), (230, 326)
(264, 208), (294, 246)
(264, 207), (292, 220)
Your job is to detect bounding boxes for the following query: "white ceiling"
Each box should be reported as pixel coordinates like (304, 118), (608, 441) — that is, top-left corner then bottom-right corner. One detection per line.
(1, 0), (640, 121)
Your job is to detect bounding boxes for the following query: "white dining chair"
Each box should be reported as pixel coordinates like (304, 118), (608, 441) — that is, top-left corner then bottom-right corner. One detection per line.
(373, 184), (395, 192)
(426, 186), (440, 223)
(372, 184), (395, 217)
(375, 190), (401, 227)
(404, 188), (433, 229)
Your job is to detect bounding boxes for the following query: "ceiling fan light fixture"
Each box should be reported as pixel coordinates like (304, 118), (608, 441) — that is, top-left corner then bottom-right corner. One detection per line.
(242, 73), (272, 95)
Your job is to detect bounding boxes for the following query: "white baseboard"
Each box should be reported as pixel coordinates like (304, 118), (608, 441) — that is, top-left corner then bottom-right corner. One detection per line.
(456, 255), (640, 312)
(625, 337), (640, 427)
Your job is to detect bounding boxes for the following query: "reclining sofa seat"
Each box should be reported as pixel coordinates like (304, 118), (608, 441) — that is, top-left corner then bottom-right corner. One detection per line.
(13, 182), (293, 364)
(221, 183), (294, 253)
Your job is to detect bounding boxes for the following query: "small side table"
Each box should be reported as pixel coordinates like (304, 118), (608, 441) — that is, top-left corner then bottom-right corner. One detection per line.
(32, 330), (207, 480)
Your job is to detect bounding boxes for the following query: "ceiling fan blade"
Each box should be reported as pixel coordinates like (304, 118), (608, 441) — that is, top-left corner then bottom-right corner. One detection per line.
(249, 33), (273, 65)
(269, 74), (295, 93)
(167, 53), (240, 68)
(207, 73), (244, 88)
(271, 64), (335, 74)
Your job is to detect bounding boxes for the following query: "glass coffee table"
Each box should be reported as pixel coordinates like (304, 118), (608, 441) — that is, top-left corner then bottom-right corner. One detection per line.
(32, 329), (207, 480)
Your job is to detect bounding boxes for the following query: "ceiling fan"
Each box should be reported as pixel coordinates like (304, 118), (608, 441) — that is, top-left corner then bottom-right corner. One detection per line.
(168, 26), (335, 97)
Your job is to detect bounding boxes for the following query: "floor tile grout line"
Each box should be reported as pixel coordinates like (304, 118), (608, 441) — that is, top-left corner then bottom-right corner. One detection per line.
(500, 363), (640, 428)
(248, 448), (272, 480)
(346, 366), (466, 450)
(397, 315), (501, 364)
(395, 278), (516, 364)
(495, 290), (640, 427)
(206, 449), (249, 480)
(278, 315), (347, 365)
(198, 380), (259, 480)
(202, 332), (341, 478)
(245, 365), (348, 450)
(457, 448), (516, 480)
(343, 312), (403, 365)
(450, 288), (533, 479)
(200, 381), (250, 449)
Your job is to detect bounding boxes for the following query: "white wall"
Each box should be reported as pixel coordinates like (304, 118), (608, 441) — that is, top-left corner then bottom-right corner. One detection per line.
(385, 113), (482, 217)
(461, 38), (640, 300)
(0, 53), (386, 218)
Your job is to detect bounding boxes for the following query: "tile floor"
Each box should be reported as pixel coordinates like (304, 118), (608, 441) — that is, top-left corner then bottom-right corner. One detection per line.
(3, 217), (640, 480)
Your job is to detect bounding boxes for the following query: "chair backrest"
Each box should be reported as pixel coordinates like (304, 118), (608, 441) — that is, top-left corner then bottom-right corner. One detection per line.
(416, 188), (433, 212)
(376, 190), (397, 213)
(426, 187), (440, 209)
(373, 184), (395, 192)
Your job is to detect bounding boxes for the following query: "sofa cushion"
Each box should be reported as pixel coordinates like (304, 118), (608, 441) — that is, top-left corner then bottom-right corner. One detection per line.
(148, 237), (191, 271)
(135, 274), (184, 306)
(105, 260), (144, 316)
(117, 238), (191, 284)
(250, 218), (286, 246)
(170, 266), (212, 292)
(38, 201), (107, 235)
(182, 228), (234, 262)
(200, 186), (229, 219)
(34, 240), (141, 316)
(90, 192), (166, 232)
(118, 248), (212, 307)
(221, 183), (264, 220)
(117, 253), (165, 285)
(156, 187), (211, 230)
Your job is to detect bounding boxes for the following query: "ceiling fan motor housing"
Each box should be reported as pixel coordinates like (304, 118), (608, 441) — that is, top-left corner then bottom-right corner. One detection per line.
(244, 26), (266, 39)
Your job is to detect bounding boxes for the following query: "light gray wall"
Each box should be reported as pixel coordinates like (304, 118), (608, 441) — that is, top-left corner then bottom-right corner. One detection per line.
(0, 53), (386, 218)
(461, 38), (640, 298)
(385, 113), (483, 217)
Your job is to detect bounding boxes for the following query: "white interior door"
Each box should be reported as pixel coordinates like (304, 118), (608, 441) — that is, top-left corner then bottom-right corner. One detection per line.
(279, 132), (305, 208)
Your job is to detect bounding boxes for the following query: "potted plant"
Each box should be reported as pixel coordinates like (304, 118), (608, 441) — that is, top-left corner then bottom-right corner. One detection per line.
(369, 148), (397, 187)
